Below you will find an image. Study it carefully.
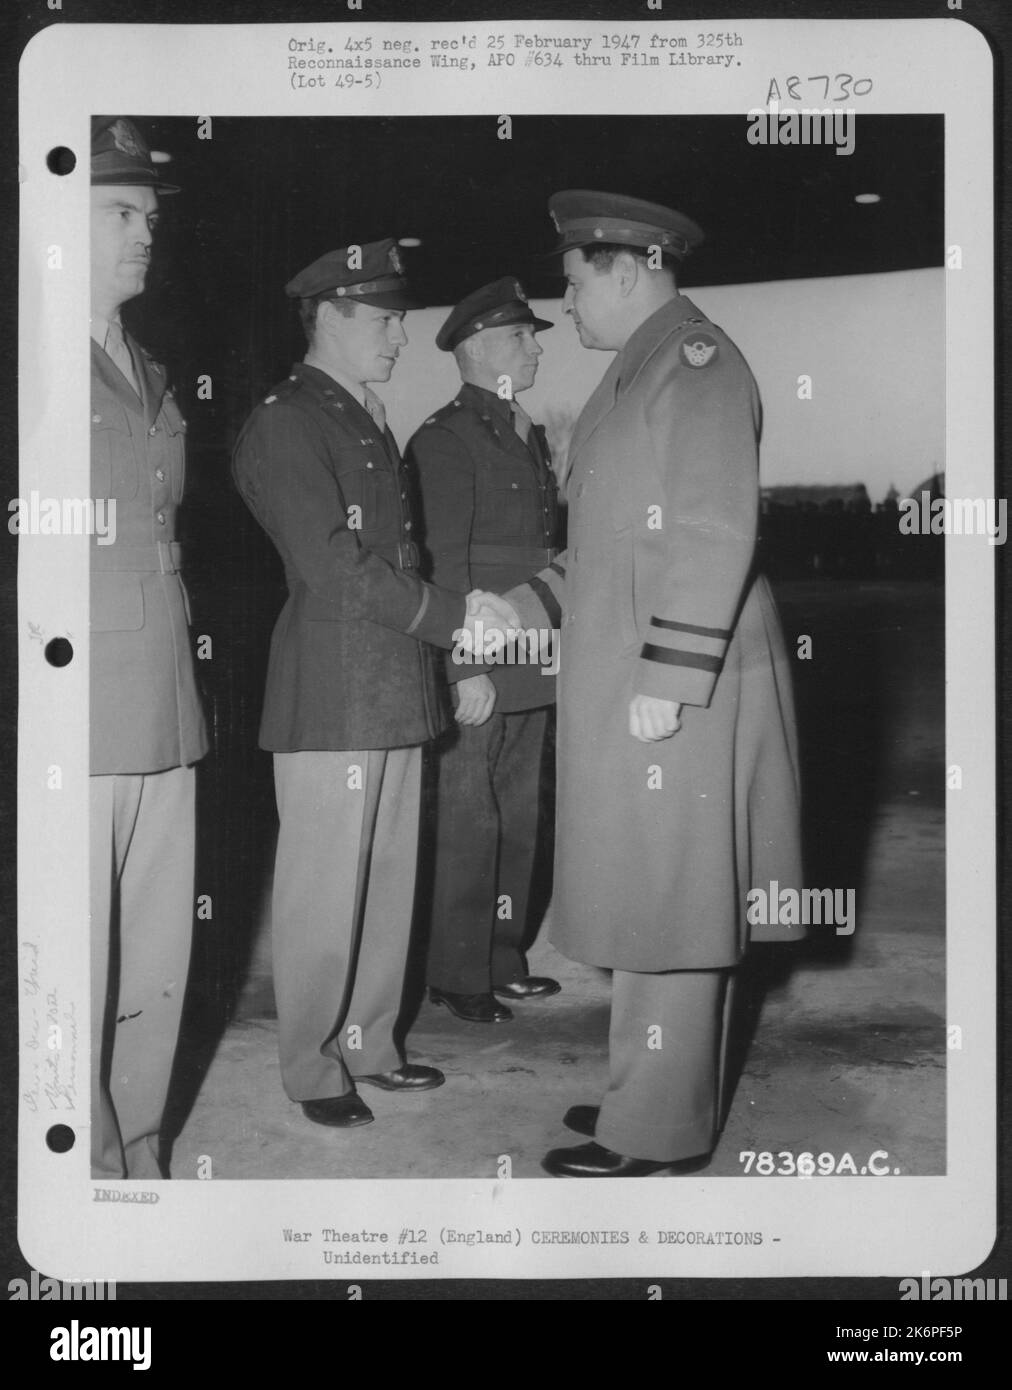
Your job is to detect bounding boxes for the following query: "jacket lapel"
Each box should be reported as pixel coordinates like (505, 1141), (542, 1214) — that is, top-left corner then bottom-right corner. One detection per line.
(567, 354), (621, 464)
(90, 338), (144, 417)
(130, 337), (167, 429)
(566, 296), (708, 466)
(461, 383), (542, 466)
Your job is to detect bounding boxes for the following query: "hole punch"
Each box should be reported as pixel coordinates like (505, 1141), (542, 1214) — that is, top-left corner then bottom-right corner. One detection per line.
(46, 1124), (75, 1154)
(46, 147), (76, 176)
(44, 637), (73, 667)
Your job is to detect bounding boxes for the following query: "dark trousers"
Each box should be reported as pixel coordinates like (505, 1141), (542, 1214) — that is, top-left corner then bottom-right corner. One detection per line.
(426, 706), (551, 994)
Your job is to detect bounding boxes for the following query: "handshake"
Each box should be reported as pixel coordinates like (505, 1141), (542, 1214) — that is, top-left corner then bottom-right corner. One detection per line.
(456, 589), (523, 659)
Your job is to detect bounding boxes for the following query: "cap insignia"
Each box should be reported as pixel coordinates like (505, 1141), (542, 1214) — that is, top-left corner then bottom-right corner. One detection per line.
(110, 119), (143, 158)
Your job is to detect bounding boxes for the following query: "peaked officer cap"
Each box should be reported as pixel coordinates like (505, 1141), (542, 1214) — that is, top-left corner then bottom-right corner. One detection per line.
(285, 238), (421, 309)
(436, 277), (553, 352)
(547, 189), (703, 260)
(91, 117), (178, 194)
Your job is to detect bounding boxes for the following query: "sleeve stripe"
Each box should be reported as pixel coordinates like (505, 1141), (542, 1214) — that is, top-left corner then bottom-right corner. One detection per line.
(641, 643), (723, 674)
(529, 575), (563, 630)
(649, 616), (731, 640)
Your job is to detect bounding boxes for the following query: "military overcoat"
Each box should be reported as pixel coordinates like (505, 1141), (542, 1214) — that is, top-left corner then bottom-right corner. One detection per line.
(511, 296), (804, 971)
(90, 336), (208, 776)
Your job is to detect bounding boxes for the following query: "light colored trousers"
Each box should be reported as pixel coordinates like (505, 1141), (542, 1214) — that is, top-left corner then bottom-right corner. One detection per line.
(596, 968), (736, 1162)
(90, 766), (196, 1179)
(271, 747), (421, 1101)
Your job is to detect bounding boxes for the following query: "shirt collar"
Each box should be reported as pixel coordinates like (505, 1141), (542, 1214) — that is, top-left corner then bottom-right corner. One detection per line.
(459, 380), (515, 421)
(89, 312), (123, 349)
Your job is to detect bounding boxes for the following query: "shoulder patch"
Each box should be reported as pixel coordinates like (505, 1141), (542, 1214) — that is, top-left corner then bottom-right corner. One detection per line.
(680, 331), (719, 369)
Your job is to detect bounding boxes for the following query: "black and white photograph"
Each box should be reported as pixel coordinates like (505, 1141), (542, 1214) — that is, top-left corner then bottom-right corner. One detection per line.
(88, 110), (949, 1186)
(10, 4), (1004, 1310)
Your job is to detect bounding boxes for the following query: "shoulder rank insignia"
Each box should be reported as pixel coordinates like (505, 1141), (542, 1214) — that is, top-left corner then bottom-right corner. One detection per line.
(680, 332), (719, 369)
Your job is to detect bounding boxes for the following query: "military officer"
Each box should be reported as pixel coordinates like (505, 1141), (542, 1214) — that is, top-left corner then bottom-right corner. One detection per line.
(504, 191), (804, 1176)
(232, 243), (518, 1128)
(89, 117), (208, 1178)
(408, 279), (561, 1024)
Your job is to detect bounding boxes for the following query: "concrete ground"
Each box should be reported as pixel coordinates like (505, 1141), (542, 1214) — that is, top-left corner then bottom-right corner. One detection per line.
(168, 580), (945, 1179)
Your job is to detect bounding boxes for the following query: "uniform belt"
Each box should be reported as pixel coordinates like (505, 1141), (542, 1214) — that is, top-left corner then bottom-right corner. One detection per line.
(90, 540), (184, 575)
(470, 544), (558, 568)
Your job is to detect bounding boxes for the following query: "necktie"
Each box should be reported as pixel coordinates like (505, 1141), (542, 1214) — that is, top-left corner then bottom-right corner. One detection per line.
(103, 320), (140, 396)
(363, 387), (387, 433)
(511, 400), (534, 446)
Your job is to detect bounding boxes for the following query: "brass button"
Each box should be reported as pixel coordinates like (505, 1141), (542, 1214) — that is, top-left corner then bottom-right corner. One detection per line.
(366, 461), (374, 469)
(148, 425), (158, 437)
(92, 413), (102, 424)
(404, 520), (413, 532)
(156, 511), (166, 525)
(155, 468), (166, 482)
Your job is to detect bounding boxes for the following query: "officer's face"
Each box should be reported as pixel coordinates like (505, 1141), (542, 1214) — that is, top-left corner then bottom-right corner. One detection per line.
(90, 185), (159, 316)
(562, 249), (623, 350)
(475, 323), (542, 394)
(327, 303), (408, 384)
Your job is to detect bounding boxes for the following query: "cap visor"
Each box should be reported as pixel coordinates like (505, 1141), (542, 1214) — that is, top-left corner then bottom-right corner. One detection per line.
(91, 172), (179, 195)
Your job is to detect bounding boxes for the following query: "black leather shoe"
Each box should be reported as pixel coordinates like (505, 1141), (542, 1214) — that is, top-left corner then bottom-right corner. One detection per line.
(355, 1065), (445, 1092)
(429, 988), (513, 1023)
(301, 1094), (374, 1128)
(563, 1104), (599, 1137)
(493, 976), (561, 1000)
(542, 1140), (711, 1177)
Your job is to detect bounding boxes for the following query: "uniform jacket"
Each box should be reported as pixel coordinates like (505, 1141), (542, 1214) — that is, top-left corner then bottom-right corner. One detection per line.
(407, 382), (560, 713)
(509, 295), (804, 971)
(231, 362), (467, 752)
(90, 336), (209, 776)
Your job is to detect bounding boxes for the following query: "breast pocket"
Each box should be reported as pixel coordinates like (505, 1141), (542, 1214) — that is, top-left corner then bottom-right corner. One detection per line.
(477, 475), (530, 537)
(334, 450), (400, 536)
(91, 404), (138, 501)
